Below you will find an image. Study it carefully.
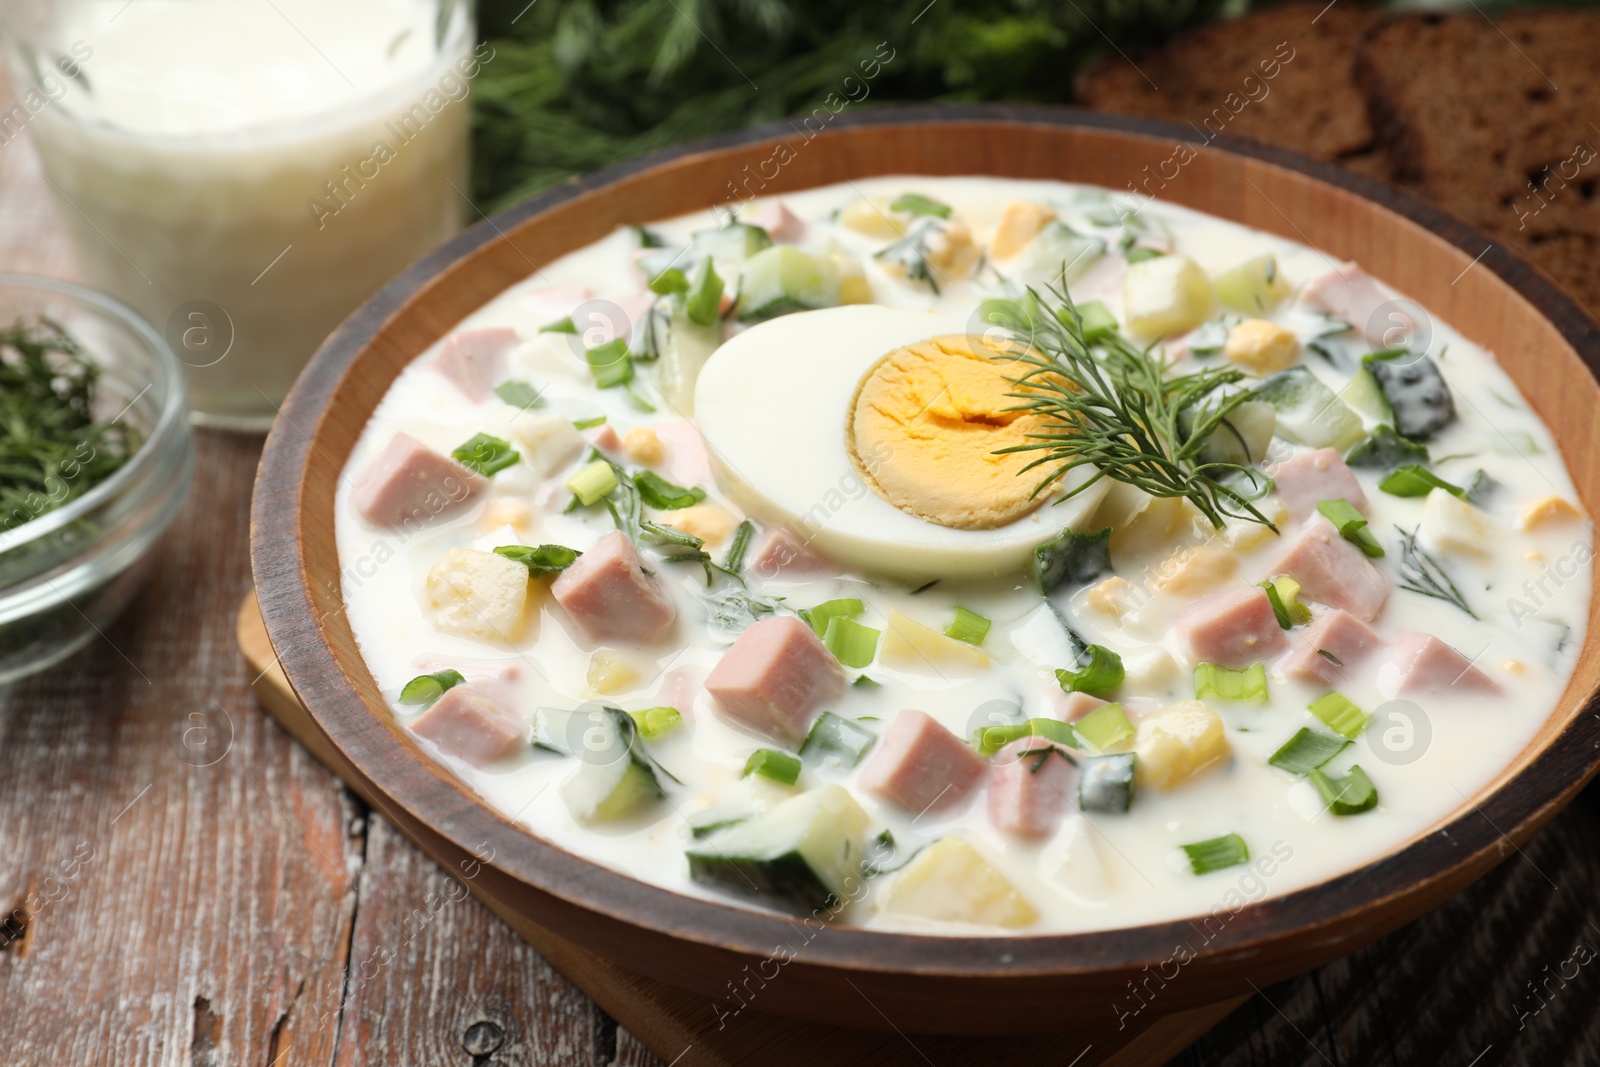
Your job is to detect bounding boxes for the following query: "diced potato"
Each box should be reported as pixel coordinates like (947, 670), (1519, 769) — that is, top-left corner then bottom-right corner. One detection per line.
(1151, 545), (1238, 596)
(509, 414), (585, 477)
(1421, 488), (1493, 559)
(1041, 817), (1111, 902)
(587, 651), (640, 695)
(1123, 255), (1214, 338)
(1121, 647), (1181, 692)
(479, 497), (534, 535)
(1095, 483), (1194, 561)
(1133, 701), (1229, 791)
(1224, 319), (1298, 375)
(836, 255), (873, 304)
(1204, 499), (1287, 551)
(990, 200), (1055, 260)
(621, 427), (664, 466)
(1086, 575), (1142, 619)
(840, 197), (903, 238)
(667, 503), (739, 546)
(1213, 254), (1291, 315)
(880, 610), (990, 672)
(425, 547), (530, 641)
(881, 837), (1038, 929)
(1519, 495), (1584, 530)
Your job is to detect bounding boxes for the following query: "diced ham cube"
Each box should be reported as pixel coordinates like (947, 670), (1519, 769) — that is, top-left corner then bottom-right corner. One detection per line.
(988, 737), (1074, 838)
(1177, 586), (1288, 668)
(589, 423), (623, 453)
(1388, 631), (1501, 698)
(1272, 448), (1368, 524)
(749, 200), (806, 243)
(1300, 262), (1415, 347)
(551, 530), (677, 643)
(747, 528), (832, 580)
(410, 682), (525, 767)
(1282, 610), (1382, 685)
(352, 432), (483, 528)
(652, 420), (714, 487)
(859, 709), (987, 815)
(433, 327), (521, 401)
(1273, 520), (1390, 622)
(704, 616), (844, 742)
(1050, 691), (1107, 722)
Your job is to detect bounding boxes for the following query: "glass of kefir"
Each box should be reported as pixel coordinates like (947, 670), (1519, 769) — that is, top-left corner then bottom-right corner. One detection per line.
(3, 0), (478, 429)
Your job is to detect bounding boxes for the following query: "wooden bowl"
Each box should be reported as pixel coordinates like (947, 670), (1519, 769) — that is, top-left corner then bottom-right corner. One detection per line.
(251, 105), (1600, 1035)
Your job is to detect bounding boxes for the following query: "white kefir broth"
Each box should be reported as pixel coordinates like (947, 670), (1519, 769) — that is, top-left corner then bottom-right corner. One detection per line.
(24, 0), (474, 427)
(334, 175), (1592, 934)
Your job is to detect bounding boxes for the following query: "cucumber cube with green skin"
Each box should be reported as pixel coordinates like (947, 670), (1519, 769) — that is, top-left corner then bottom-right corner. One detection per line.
(685, 785), (870, 913)
(656, 300), (722, 416)
(735, 246), (842, 320)
(1213, 254), (1291, 315)
(1363, 350), (1456, 441)
(1011, 221), (1106, 290)
(1249, 366), (1365, 451)
(1345, 425), (1429, 470)
(554, 708), (669, 824)
(1180, 398), (1277, 467)
(1338, 367), (1391, 424)
(692, 223), (774, 280)
(799, 711), (876, 770)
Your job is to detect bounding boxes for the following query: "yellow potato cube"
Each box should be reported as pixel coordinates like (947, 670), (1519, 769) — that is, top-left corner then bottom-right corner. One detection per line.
(1519, 495), (1584, 530)
(1421, 488), (1493, 560)
(1210, 499), (1287, 551)
(665, 503), (739, 546)
(1096, 483), (1194, 561)
(1123, 255), (1214, 338)
(881, 837), (1038, 929)
(1133, 701), (1229, 791)
(1224, 319), (1299, 375)
(1151, 545), (1238, 596)
(880, 610), (990, 672)
(1085, 575), (1142, 619)
(989, 200), (1055, 260)
(587, 650), (640, 695)
(479, 497), (534, 535)
(425, 547), (530, 642)
(509, 414), (585, 477)
(840, 197), (903, 238)
(621, 427), (665, 466)
(836, 255), (873, 304)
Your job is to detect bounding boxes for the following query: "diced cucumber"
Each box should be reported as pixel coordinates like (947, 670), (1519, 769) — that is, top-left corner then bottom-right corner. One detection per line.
(692, 223), (774, 280)
(1179, 398), (1277, 467)
(656, 300), (722, 415)
(562, 759), (662, 823)
(1345, 425), (1429, 470)
(799, 712), (876, 771)
(1249, 366), (1365, 450)
(1363, 350), (1456, 441)
(548, 707), (672, 823)
(1078, 753), (1135, 814)
(637, 246), (688, 282)
(1030, 525), (1112, 594)
(1011, 221), (1106, 290)
(1338, 367), (1391, 424)
(1123, 254), (1214, 338)
(685, 785), (871, 913)
(1213, 254), (1291, 315)
(735, 246), (842, 321)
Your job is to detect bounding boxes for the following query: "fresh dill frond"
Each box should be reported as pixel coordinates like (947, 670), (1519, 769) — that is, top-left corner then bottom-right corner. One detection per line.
(1394, 525), (1477, 618)
(984, 288), (1276, 530)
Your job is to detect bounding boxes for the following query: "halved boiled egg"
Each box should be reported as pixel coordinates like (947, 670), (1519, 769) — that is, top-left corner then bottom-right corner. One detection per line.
(693, 305), (1109, 579)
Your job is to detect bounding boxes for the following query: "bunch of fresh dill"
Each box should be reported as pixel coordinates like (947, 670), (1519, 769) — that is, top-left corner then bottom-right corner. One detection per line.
(471, 0), (1245, 210)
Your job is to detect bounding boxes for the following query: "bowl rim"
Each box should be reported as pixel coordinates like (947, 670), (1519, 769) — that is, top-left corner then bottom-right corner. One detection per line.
(0, 272), (189, 556)
(254, 103), (1600, 981)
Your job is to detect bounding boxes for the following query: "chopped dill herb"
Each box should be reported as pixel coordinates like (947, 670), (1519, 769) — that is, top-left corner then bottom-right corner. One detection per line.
(1394, 525), (1477, 619)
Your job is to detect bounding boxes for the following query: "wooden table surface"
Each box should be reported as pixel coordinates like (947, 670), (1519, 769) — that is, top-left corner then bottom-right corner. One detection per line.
(4, 100), (1600, 1067)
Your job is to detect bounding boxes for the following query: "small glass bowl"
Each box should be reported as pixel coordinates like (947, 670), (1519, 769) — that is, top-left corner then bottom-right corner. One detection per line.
(0, 275), (194, 684)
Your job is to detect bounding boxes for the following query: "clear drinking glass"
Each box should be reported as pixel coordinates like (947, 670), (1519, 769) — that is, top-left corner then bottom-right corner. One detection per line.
(2, 0), (477, 430)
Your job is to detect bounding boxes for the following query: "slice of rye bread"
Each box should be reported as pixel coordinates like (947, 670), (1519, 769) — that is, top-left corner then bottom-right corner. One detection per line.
(1358, 12), (1600, 315)
(1076, 1), (1391, 169)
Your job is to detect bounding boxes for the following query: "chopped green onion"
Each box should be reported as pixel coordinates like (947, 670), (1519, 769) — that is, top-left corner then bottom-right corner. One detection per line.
(1027, 718), (1077, 746)
(1031, 525), (1113, 594)
(572, 415), (607, 430)
(398, 669), (465, 706)
(686, 260), (724, 326)
(1125, 246), (1165, 263)
(566, 459), (619, 506)
(493, 379), (544, 410)
(1309, 691), (1369, 739)
(1309, 764), (1378, 815)
(799, 711), (875, 769)
(888, 192), (951, 218)
(1193, 662), (1269, 704)
(944, 607), (991, 646)
(723, 520), (755, 573)
(1078, 753), (1135, 814)
(538, 316), (577, 334)
(1345, 424), (1430, 470)
(823, 617), (880, 669)
(629, 706), (682, 739)
(451, 433), (520, 476)
(973, 722), (1031, 757)
(1267, 727), (1350, 775)
(493, 543), (581, 576)
(649, 268), (689, 295)
(1055, 644), (1125, 698)
(1260, 575), (1312, 629)
(633, 470), (706, 510)
(804, 598), (864, 638)
(1317, 498), (1384, 558)
(585, 339), (633, 389)
(1072, 702), (1134, 753)
(743, 748), (801, 785)
(1379, 465), (1466, 499)
(1075, 300), (1118, 343)
(851, 675), (880, 689)
(1181, 833), (1250, 874)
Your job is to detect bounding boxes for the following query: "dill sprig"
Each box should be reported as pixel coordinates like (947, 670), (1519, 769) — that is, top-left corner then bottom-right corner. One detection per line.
(1394, 524), (1477, 618)
(985, 288), (1276, 531)
(0, 319), (139, 533)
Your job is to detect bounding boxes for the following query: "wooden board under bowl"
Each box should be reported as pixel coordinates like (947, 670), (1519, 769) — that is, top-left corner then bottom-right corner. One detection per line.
(250, 104), (1600, 1035)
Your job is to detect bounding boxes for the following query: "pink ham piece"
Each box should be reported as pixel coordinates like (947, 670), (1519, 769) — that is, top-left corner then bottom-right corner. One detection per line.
(1282, 610), (1382, 685)
(858, 709), (987, 815)
(410, 682), (525, 767)
(1300, 262), (1415, 347)
(352, 432), (483, 528)
(749, 201), (806, 243)
(551, 530), (677, 643)
(1178, 586), (1288, 669)
(652, 420), (714, 487)
(1388, 631), (1501, 698)
(1272, 448), (1368, 524)
(589, 423), (623, 453)
(1273, 520), (1390, 622)
(988, 737), (1074, 838)
(432, 326), (520, 401)
(704, 616), (844, 742)
(746, 528), (832, 580)
(1051, 690), (1107, 722)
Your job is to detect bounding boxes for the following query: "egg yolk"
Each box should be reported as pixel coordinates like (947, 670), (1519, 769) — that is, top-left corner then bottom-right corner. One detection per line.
(847, 333), (1056, 530)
